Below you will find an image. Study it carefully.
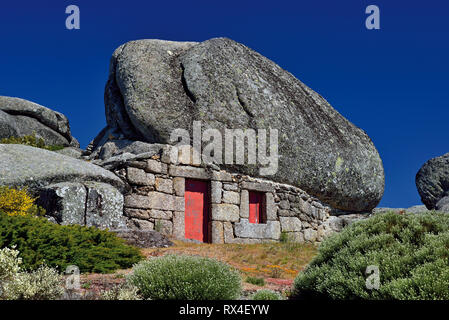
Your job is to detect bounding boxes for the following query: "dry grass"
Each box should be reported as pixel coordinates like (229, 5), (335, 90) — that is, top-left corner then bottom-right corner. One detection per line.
(142, 241), (318, 280)
(75, 241), (318, 298)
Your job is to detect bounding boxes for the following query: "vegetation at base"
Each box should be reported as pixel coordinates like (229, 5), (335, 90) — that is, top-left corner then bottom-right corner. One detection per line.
(128, 254), (242, 300)
(0, 213), (144, 273)
(0, 186), (46, 217)
(279, 231), (289, 243)
(292, 211), (449, 300)
(251, 289), (283, 300)
(0, 134), (65, 151)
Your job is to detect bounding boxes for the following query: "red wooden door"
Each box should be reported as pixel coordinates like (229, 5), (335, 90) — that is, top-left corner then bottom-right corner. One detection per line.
(249, 191), (264, 224)
(185, 179), (209, 242)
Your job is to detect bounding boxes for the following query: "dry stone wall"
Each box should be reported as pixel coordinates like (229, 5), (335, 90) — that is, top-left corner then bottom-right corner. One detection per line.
(108, 146), (339, 244)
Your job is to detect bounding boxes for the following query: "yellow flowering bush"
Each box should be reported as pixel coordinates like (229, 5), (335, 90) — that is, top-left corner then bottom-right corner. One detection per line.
(0, 186), (36, 216)
(0, 186), (45, 217)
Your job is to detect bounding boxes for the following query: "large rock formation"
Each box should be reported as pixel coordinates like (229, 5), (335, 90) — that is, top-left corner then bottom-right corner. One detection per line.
(0, 96), (79, 147)
(91, 38), (384, 212)
(0, 144), (127, 229)
(416, 153), (449, 211)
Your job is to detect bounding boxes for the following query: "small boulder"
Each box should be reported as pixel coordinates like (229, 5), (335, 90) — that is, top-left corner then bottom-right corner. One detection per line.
(0, 109), (19, 138)
(416, 153), (449, 210)
(38, 181), (126, 230)
(436, 196), (449, 213)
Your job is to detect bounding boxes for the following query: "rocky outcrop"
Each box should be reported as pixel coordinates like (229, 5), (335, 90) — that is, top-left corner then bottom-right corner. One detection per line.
(88, 138), (166, 161)
(0, 96), (79, 147)
(0, 144), (125, 192)
(92, 38), (384, 212)
(0, 144), (127, 229)
(0, 110), (19, 138)
(416, 153), (449, 211)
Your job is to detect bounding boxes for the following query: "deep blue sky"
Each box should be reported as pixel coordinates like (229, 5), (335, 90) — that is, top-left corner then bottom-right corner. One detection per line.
(0, 0), (448, 208)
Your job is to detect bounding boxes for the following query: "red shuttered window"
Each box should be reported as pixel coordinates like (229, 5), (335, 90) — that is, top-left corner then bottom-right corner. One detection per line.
(249, 191), (265, 224)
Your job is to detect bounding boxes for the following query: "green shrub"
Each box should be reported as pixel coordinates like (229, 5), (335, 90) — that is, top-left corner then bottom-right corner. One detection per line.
(251, 289), (282, 300)
(246, 276), (265, 286)
(0, 213), (143, 273)
(292, 211), (449, 300)
(128, 254), (242, 300)
(0, 134), (64, 151)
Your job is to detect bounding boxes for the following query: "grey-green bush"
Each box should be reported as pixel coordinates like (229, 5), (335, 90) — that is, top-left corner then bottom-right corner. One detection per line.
(101, 283), (142, 300)
(127, 254), (242, 300)
(251, 290), (282, 300)
(292, 211), (449, 300)
(0, 247), (64, 300)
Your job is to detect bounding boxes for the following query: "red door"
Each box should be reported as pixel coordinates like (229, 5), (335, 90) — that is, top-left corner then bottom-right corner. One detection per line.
(249, 191), (264, 224)
(185, 179), (209, 242)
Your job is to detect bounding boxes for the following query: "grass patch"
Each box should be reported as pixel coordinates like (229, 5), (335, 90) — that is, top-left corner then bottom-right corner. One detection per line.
(142, 241), (317, 280)
(1, 134), (65, 151)
(246, 276), (265, 286)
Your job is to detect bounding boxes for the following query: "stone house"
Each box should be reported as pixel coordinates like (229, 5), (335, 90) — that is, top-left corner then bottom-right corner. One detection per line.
(106, 145), (335, 244)
(78, 37), (383, 244)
